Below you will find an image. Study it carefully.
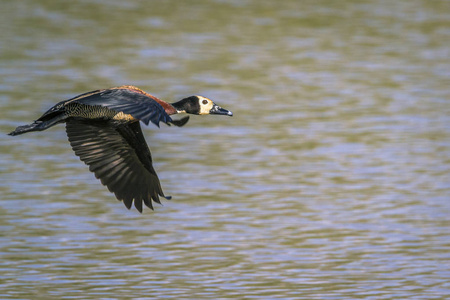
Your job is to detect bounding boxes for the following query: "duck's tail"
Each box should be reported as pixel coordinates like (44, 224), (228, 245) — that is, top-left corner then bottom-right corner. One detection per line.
(8, 113), (67, 136)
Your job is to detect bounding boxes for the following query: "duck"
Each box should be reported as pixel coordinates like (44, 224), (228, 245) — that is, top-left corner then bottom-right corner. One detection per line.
(8, 85), (233, 213)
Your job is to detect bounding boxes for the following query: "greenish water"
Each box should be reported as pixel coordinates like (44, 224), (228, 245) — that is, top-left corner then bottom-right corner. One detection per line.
(1, 0), (449, 299)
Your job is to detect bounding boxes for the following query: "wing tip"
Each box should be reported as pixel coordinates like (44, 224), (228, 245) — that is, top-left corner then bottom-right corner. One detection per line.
(168, 116), (190, 127)
(148, 114), (172, 128)
(120, 194), (171, 213)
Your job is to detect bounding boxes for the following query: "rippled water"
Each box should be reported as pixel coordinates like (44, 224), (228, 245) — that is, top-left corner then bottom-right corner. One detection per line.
(1, 0), (449, 299)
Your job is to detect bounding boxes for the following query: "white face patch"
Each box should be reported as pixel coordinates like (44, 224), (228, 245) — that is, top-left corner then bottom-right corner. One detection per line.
(197, 96), (214, 115)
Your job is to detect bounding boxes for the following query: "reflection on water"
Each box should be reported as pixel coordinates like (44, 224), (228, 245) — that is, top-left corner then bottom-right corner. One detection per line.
(1, 0), (449, 299)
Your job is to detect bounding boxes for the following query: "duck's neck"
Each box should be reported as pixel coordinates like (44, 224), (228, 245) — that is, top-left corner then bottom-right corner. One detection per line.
(170, 101), (186, 114)
(171, 96), (198, 115)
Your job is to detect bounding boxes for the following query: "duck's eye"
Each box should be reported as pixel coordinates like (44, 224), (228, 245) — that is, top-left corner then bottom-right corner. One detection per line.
(202, 99), (208, 105)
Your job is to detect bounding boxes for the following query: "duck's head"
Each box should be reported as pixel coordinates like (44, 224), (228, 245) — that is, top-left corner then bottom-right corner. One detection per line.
(172, 96), (233, 116)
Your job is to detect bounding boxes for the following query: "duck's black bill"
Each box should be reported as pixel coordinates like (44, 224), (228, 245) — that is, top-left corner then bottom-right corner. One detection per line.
(210, 104), (233, 116)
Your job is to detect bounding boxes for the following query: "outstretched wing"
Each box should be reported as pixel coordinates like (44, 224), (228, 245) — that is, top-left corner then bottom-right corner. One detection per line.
(64, 87), (173, 126)
(66, 118), (171, 212)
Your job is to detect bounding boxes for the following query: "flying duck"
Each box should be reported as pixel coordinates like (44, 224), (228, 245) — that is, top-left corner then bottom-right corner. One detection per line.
(8, 85), (233, 212)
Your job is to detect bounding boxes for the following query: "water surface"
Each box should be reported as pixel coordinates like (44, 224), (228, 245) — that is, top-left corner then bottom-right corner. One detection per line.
(1, 0), (449, 299)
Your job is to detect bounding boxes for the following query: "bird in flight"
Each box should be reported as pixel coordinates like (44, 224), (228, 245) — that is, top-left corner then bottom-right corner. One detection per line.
(9, 85), (233, 212)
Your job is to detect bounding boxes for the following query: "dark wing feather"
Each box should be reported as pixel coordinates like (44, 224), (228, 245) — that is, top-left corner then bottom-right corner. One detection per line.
(66, 118), (171, 212)
(68, 88), (172, 126)
(168, 116), (190, 127)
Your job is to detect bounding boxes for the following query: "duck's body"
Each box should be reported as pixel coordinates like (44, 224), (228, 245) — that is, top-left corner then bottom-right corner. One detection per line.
(9, 85), (232, 212)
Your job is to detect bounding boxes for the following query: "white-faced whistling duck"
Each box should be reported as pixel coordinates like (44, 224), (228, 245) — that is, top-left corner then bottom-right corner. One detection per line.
(9, 85), (233, 213)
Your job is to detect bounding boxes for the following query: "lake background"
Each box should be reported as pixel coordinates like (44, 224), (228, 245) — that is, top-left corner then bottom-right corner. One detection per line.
(1, 0), (449, 299)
